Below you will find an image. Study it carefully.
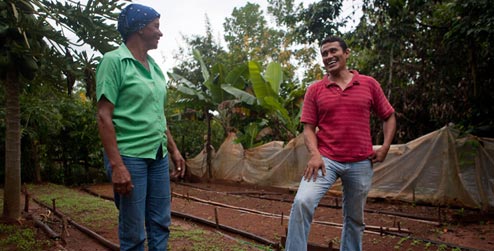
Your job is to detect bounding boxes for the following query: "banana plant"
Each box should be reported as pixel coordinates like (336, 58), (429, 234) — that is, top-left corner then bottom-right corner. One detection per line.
(169, 49), (256, 133)
(168, 49), (251, 178)
(222, 61), (301, 139)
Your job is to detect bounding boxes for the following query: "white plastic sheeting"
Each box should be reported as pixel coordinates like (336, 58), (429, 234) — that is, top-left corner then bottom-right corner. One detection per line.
(185, 126), (494, 209)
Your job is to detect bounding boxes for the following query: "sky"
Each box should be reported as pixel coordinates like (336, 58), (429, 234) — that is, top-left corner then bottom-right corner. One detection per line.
(129, 0), (363, 73)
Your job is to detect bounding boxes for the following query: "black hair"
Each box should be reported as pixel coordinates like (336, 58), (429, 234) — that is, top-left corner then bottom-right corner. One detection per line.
(320, 36), (348, 51)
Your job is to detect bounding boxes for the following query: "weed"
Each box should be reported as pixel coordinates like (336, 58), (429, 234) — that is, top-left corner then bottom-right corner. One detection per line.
(437, 244), (448, 251)
(456, 208), (465, 217)
(371, 237), (381, 244)
(330, 236), (340, 246)
(424, 241), (432, 250)
(398, 236), (409, 244)
(0, 224), (49, 251)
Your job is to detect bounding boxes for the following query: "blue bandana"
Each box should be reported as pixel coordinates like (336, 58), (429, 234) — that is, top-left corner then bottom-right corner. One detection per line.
(118, 4), (160, 42)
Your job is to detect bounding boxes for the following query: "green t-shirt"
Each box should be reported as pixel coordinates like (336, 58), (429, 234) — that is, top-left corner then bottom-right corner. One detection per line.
(96, 44), (168, 159)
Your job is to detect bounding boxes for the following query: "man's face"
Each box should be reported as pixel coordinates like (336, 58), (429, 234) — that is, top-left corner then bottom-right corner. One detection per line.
(139, 18), (163, 50)
(320, 41), (349, 74)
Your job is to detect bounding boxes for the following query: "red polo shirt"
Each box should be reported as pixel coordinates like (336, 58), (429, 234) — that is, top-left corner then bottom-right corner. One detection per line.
(301, 71), (395, 162)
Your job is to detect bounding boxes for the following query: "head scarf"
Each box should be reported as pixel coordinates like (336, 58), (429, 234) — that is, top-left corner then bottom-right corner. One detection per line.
(117, 4), (160, 42)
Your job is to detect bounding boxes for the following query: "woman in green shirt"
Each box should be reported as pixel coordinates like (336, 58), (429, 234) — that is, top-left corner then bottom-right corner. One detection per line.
(96, 4), (185, 250)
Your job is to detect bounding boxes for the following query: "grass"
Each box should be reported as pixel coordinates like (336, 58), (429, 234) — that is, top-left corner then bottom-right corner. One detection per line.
(26, 183), (118, 230)
(0, 223), (50, 251)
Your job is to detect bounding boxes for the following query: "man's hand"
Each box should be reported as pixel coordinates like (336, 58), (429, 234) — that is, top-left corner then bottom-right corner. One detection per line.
(304, 154), (326, 182)
(369, 145), (390, 163)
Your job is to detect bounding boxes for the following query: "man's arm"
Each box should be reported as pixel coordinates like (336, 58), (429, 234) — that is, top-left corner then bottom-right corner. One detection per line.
(370, 112), (397, 163)
(303, 123), (326, 181)
(97, 97), (133, 194)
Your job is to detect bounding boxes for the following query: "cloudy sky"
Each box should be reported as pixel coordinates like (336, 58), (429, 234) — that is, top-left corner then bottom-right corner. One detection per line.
(126, 0), (362, 72)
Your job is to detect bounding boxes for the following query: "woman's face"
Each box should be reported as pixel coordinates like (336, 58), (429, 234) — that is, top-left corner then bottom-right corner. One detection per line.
(139, 18), (163, 50)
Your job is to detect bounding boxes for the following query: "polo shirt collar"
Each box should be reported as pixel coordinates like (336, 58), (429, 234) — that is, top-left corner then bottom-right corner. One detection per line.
(324, 70), (361, 87)
(116, 43), (158, 65)
(116, 43), (159, 71)
(117, 43), (134, 60)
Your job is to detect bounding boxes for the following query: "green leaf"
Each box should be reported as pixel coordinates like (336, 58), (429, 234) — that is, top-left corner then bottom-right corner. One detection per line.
(264, 61), (283, 95)
(193, 49), (210, 81)
(168, 72), (197, 89)
(248, 61), (276, 104)
(221, 84), (257, 105)
(225, 63), (249, 89)
(175, 85), (208, 102)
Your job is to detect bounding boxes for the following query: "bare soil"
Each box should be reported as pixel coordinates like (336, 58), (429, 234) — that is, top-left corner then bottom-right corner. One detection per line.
(171, 181), (494, 251)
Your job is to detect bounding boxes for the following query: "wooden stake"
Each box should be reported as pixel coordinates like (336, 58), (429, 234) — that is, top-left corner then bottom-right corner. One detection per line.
(61, 216), (69, 245)
(52, 198), (56, 212)
(437, 206), (441, 223)
(214, 207), (219, 228)
(24, 193), (30, 212)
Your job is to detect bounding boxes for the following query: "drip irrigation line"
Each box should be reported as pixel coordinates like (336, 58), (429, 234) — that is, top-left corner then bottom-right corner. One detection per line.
(31, 216), (61, 240)
(176, 182), (444, 225)
(173, 192), (411, 235)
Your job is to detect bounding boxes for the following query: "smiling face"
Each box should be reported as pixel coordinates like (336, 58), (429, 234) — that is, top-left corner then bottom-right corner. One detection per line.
(320, 41), (350, 75)
(139, 18), (163, 50)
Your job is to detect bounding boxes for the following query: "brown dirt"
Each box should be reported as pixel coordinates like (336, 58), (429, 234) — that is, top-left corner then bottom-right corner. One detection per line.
(165, 181), (494, 251)
(18, 181), (494, 251)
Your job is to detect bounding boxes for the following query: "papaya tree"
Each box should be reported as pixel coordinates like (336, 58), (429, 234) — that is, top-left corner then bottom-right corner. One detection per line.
(1, 0), (46, 222)
(0, 0), (122, 222)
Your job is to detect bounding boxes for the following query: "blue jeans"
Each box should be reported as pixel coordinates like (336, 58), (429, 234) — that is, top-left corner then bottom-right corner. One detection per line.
(285, 158), (373, 251)
(104, 153), (171, 251)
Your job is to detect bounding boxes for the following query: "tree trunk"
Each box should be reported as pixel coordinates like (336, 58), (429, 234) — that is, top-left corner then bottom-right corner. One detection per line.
(3, 68), (21, 222)
(85, 67), (96, 101)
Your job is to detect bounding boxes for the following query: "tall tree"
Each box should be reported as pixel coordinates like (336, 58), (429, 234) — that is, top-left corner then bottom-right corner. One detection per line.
(349, 0), (494, 142)
(2, 0), (45, 222)
(266, 0), (343, 84)
(292, 0), (344, 44)
(223, 3), (284, 66)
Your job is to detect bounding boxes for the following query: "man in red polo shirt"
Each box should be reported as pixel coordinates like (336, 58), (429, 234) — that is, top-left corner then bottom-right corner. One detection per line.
(285, 36), (396, 251)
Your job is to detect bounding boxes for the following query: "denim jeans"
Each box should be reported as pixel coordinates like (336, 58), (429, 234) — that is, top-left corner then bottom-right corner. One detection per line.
(285, 157), (373, 251)
(104, 153), (171, 251)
